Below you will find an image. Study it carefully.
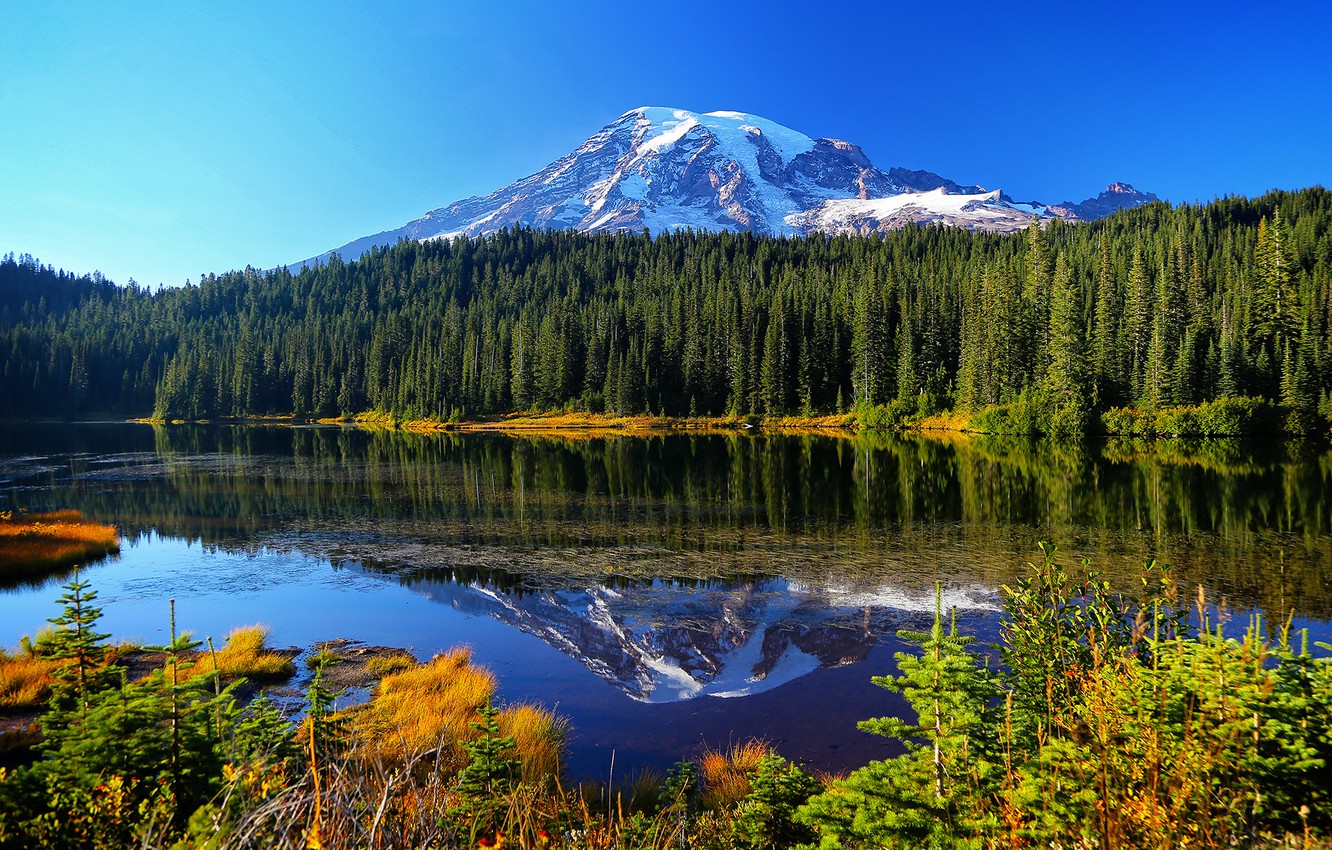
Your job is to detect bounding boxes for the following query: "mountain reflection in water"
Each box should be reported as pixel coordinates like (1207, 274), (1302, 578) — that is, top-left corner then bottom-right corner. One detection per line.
(384, 568), (995, 702)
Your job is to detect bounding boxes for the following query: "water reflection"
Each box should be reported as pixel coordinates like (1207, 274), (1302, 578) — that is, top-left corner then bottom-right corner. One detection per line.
(364, 563), (995, 702)
(1, 423), (1327, 617)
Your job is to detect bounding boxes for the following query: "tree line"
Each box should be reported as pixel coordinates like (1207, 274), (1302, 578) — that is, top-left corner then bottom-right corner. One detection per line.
(1, 187), (1329, 431)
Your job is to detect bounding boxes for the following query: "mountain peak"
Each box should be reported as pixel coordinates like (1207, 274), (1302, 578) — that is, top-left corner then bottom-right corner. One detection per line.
(1056, 182), (1160, 220)
(1105, 181), (1141, 194)
(294, 108), (1158, 269)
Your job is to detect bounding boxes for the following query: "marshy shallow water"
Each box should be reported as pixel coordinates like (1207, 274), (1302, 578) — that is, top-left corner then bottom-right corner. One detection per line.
(1, 422), (1329, 776)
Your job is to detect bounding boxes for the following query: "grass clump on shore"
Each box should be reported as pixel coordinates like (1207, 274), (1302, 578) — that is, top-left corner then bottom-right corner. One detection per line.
(698, 740), (771, 809)
(0, 650), (57, 709)
(0, 510), (120, 578)
(192, 625), (295, 682)
(364, 651), (416, 677)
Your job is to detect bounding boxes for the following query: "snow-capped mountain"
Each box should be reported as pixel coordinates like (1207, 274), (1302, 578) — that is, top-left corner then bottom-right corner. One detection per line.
(297, 107), (1157, 267)
(392, 571), (996, 703)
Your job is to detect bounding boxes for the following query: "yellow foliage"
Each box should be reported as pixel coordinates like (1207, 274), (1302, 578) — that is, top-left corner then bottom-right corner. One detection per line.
(346, 648), (566, 782)
(498, 702), (568, 781)
(350, 647), (497, 764)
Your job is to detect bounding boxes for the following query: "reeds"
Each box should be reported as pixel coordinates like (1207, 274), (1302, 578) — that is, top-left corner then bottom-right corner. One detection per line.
(0, 510), (120, 577)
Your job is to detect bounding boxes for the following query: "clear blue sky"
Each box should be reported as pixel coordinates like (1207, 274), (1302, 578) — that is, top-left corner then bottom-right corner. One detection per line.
(2, 1), (1329, 287)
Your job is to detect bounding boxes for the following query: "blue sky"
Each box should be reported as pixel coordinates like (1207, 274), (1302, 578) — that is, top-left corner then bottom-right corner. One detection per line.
(2, 1), (1329, 287)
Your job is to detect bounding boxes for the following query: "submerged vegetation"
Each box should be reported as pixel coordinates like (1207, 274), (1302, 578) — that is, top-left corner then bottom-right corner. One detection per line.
(2, 188), (1330, 435)
(2, 546), (1330, 848)
(0, 510), (119, 580)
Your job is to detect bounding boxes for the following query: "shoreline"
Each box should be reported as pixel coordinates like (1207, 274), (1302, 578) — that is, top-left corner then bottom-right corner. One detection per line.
(48, 402), (1331, 441)
(125, 410), (864, 436)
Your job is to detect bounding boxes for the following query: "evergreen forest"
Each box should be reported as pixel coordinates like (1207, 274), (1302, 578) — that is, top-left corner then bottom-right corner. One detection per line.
(1, 188), (1330, 434)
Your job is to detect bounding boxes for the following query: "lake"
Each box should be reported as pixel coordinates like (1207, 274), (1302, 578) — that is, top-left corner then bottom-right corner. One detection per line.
(1, 422), (1329, 778)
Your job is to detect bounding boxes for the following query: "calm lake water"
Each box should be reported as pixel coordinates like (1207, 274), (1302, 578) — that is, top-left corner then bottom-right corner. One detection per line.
(1, 423), (1330, 777)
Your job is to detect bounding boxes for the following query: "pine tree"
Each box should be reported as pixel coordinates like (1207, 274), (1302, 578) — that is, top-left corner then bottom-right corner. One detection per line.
(851, 278), (888, 407)
(43, 573), (112, 723)
(1045, 253), (1089, 420)
(1092, 235), (1123, 404)
(798, 584), (1000, 848)
(1124, 248), (1154, 401)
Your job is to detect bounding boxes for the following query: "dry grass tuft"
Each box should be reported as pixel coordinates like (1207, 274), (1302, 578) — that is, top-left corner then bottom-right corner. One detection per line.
(698, 740), (772, 809)
(365, 652), (417, 678)
(621, 767), (665, 813)
(346, 648), (566, 782)
(193, 625), (296, 682)
(0, 510), (120, 577)
(0, 649), (58, 709)
(498, 702), (568, 781)
(350, 647), (497, 764)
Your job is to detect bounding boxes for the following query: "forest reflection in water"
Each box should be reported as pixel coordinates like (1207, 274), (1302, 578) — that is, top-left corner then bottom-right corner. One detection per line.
(2, 422), (1327, 616)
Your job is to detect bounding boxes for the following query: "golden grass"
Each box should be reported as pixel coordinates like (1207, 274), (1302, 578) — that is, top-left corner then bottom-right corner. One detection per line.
(350, 408), (859, 437)
(912, 410), (974, 432)
(350, 647), (498, 764)
(698, 741), (772, 809)
(346, 648), (566, 780)
(0, 510), (120, 577)
(365, 652), (417, 678)
(193, 625), (296, 682)
(497, 702), (568, 781)
(764, 412), (858, 429)
(0, 649), (58, 709)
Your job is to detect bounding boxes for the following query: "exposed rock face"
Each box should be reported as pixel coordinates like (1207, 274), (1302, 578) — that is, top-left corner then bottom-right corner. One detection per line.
(295, 107), (1157, 268)
(1057, 181), (1160, 219)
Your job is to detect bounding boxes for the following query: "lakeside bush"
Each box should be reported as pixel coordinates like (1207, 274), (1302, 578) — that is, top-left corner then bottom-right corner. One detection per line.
(1102, 396), (1280, 436)
(964, 394), (1294, 438)
(796, 547), (1332, 849)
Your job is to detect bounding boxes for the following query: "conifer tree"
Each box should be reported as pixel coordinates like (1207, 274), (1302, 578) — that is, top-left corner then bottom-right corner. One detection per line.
(798, 584), (999, 848)
(1045, 253), (1089, 420)
(1092, 235), (1123, 404)
(44, 573), (112, 723)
